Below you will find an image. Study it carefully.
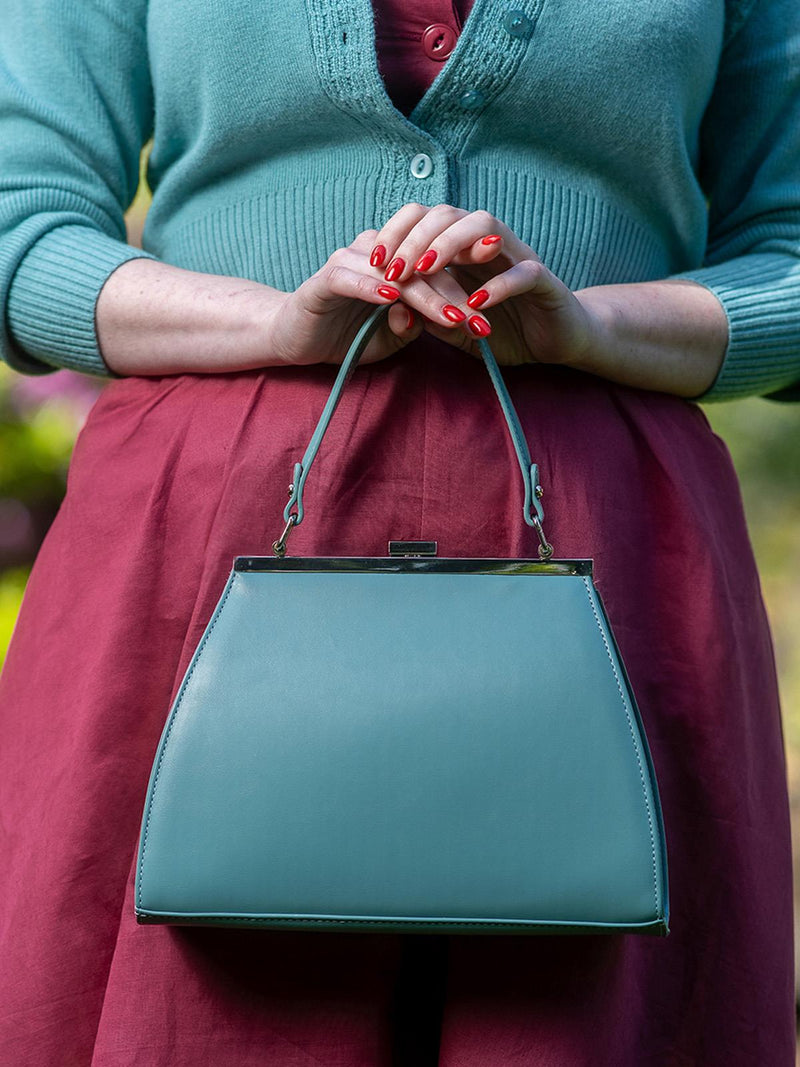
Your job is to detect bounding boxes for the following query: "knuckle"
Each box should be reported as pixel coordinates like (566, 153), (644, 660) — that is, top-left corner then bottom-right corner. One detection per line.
(353, 229), (379, 247)
(429, 202), (461, 219)
(472, 209), (496, 227)
(353, 272), (376, 297)
(325, 263), (348, 290)
(389, 202), (426, 222)
(327, 246), (348, 266)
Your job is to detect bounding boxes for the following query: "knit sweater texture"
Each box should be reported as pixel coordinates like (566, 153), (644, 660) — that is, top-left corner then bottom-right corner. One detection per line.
(1, 0), (799, 401)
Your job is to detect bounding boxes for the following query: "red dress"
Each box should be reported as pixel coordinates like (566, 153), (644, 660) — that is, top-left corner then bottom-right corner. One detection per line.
(0, 3), (794, 1064)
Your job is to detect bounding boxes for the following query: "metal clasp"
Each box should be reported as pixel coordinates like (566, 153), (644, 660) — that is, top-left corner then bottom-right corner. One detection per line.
(532, 517), (554, 561)
(388, 540), (438, 557)
(272, 483), (298, 558)
(531, 483), (553, 560)
(272, 514), (296, 558)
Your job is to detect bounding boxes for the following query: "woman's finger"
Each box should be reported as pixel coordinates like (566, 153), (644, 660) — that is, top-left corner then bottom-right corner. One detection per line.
(366, 203), (432, 272)
(386, 301), (423, 339)
(376, 205), (511, 284)
(394, 267), (493, 336)
(372, 203), (469, 282)
(408, 209), (520, 277)
(326, 246), (493, 336)
(305, 257), (405, 313)
(370, 205), (536, 286)
(460, 259), (571, 312)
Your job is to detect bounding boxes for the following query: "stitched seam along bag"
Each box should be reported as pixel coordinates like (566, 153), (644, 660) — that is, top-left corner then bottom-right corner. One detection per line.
(134, 305), (670, 936)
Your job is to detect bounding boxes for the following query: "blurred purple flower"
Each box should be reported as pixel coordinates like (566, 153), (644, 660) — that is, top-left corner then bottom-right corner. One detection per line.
(9, 370), (104, 428)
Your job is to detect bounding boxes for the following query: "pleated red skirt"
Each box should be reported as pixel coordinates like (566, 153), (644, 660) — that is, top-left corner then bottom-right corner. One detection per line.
(0, 335), (794, 1064)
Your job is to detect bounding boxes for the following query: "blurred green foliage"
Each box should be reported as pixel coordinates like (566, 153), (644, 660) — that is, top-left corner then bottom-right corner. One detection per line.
(0, 362), (102, 656)
(0, 369), (78, 496)
(703, 401), (800, 751)
(0, 566), (30, 660)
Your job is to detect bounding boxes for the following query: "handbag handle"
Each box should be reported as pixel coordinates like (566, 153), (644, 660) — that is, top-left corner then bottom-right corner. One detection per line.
(272, 303), (553, 559)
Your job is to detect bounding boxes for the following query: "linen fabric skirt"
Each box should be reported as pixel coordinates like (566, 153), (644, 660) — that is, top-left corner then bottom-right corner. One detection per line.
(0, 332), (794, 1065)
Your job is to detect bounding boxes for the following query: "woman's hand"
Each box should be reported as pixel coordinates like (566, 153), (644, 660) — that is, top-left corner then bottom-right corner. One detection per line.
(363, 202), (601, 367)
(271, 226), (478, 366)
(365, 202), (729, 396)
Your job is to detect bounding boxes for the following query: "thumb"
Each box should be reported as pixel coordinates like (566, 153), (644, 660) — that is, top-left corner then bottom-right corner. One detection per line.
(387, 301), (424, 340)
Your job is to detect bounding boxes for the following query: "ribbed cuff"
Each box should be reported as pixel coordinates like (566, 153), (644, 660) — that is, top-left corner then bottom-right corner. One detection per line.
(672, 252), (800, 403)
(6, 224), (157, 377)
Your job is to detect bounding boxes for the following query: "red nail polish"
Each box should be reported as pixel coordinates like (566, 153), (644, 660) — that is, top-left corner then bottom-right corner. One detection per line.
(468, 315), (491, 336)
(384, 257), (405, 282)
(414, 249), (438, 272)
(443, 304), (466, 323)
(467, 289), (489, 309)
(377, 285), (400, 300)
(370, 244), (387, 267)
(405, 308), (415, 330)
(481, 234), (502, 245)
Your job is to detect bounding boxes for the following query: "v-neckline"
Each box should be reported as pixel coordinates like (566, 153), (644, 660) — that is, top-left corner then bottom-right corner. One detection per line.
(304, 0), (545, 151)
(304, 0), (488, 132)
(367, 0), (488, 127)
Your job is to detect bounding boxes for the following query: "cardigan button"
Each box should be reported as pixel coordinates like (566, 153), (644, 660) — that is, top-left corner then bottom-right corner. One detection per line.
(503, 10), (533, 38)
(459, 89), (485, 111)
(410, 153), (434, 179)
(421, 23), (458, 61)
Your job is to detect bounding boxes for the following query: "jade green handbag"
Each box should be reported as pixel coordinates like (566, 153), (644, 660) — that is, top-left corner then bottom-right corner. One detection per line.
(134, 304), (669, 936)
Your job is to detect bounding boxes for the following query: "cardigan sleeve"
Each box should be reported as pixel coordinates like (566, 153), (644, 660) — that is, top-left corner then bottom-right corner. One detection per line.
(0, 0), (157, 377)
(674, 0), (800, 402)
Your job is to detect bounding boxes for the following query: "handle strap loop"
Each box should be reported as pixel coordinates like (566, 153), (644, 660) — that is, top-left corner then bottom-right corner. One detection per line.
(274, 304), (552, 558)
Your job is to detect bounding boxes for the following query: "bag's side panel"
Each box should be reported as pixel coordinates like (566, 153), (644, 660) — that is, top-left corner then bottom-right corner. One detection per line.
(583, 577), (670, 928)
(134, 568), (238, 912)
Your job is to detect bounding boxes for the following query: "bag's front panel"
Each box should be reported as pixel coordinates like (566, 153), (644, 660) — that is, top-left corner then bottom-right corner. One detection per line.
(135, 568), (667, 931)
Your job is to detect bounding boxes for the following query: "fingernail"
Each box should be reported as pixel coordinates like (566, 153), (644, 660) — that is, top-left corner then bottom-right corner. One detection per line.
(384, 257), (405, 282)
(443, 304), (466, 323)
(481, 234), (502, 246)
(370, 244), (387, 267)
(377, 285), (400, 300)
(414, 249), (438, 272)
(468, 315), (491, 336)
(406, 307), (415, 330)
(467, 289), (489, 309)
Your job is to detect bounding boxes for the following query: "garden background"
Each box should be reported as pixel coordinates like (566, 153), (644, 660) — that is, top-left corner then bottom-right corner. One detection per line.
(1, 163), (799, 1020)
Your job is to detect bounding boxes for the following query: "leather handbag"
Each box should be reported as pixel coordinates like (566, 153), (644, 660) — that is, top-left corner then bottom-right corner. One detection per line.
(134, 304), (669, 936)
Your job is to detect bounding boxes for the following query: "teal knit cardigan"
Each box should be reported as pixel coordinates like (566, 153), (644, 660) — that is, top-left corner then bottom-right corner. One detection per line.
(1, 0), (799, 401)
